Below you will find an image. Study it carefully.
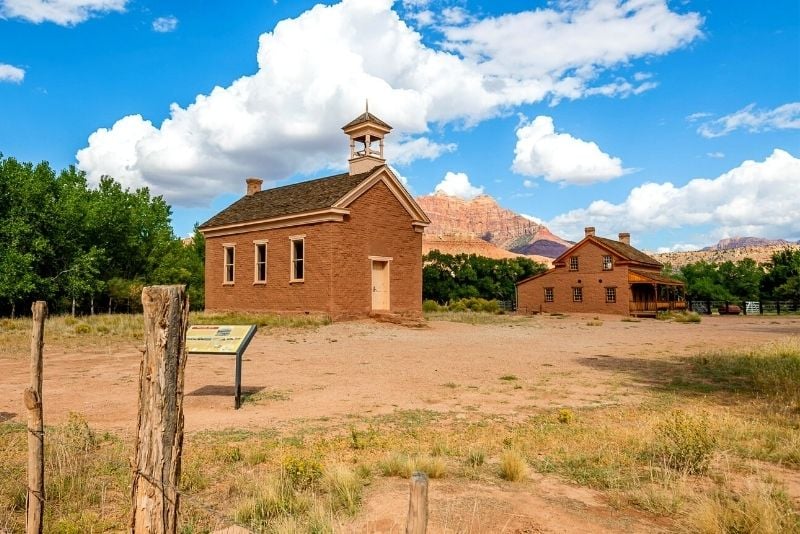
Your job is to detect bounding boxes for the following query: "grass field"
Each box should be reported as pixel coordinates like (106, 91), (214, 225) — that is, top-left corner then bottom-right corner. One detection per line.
(0, 314), (798, 532)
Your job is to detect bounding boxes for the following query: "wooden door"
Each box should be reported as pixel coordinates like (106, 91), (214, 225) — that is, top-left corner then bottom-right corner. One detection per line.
(371, 260), (389, 311)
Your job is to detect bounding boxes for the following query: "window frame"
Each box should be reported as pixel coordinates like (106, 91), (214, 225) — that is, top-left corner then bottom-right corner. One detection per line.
(253, 240), (268, 284)
(289, 235), (305, 283)
(572, 286), (583, 303)
(602, 255), (613, 271)
(223, 244), (235, 285)
(606, 286), (616, 303)
(544, 287), (554, 303)
(569, 256), (579, 271)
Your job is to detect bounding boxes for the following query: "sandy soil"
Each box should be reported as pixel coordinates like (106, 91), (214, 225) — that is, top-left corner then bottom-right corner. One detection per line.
(1, 313), (798, 532)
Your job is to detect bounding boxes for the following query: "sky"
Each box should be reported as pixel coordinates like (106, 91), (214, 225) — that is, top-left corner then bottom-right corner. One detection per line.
(1, 0), (798, 252)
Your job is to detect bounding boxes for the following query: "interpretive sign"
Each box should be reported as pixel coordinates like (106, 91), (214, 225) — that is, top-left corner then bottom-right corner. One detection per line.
(186, 324), (257, 409)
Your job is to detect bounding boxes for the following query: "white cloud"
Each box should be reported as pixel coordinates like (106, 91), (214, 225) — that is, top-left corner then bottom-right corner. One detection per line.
(434, 171), (484, 199)
(0, 63), (25, 83)
(521, 213), (544, 224)
(696, 102), (800, 138)
(152, 15), (178, 33)
(522, 179), (535, 188)
(441, 7), (468, 25)
(512, 116), (625, 184)
(548, 149), (800, 242)
(686, 111), (712, 122)
(0, 0), (126, 25)
(706, 151), (724, 159)
(76, 0), (702, 205)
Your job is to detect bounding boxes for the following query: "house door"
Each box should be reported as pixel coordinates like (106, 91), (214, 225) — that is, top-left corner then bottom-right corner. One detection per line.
(371, 260), (390, 311)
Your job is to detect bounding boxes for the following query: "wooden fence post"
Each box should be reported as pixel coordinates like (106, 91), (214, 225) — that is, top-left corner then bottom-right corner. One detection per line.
(130, 286), (189, 534)
(25, 301), (47, 534)
(406, 472), (429, 534)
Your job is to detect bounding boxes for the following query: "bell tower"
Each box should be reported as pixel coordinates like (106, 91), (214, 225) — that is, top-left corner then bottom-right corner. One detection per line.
(342, 102), (392, 175)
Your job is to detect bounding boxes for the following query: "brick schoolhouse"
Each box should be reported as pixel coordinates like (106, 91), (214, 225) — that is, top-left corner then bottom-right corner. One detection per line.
(198, 109), (430, 317)
(516, 227), (685, 317)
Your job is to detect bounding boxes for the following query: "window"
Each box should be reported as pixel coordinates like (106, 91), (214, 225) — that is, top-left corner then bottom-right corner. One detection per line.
(544, 288), (554, 303)
(569, 256), (579, 271)
(290, 237), (304, 282)
(223, 245), (235, 284)
(254, 241), (267, 283)
(572, 287), (583, 302)
(603, 255), (613, 271)
(606, 287), (616, 303)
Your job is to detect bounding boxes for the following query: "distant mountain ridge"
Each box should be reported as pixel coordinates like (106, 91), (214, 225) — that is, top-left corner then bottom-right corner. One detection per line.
(416, 193), (572, 258)
(702, 237), (796, 250)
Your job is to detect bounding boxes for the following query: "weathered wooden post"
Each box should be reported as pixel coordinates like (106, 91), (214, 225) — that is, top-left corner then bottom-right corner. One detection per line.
(25, 301), (47, 534)
(130, 286), (189, 533)
(406, 472), (429, 534)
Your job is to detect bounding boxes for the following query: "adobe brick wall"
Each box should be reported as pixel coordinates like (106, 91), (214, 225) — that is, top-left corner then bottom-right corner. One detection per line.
(517, 241), (632, 316)
(204, 178), (422, 317)
(330, 180), (422, 316)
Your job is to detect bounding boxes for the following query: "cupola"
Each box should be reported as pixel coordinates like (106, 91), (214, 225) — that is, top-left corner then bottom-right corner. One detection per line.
(342, 102), (392, 175)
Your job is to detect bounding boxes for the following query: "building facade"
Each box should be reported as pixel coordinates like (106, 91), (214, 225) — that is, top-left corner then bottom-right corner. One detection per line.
(198, 110), (430, 318)
(516, 227), (685, 317)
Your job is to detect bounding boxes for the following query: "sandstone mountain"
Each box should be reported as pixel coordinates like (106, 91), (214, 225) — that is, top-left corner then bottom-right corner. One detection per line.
(702, 236), (796, 250)
(422, 233), (553, 265)
(416, 193), (571, 258)
(651, 243), (800, 269)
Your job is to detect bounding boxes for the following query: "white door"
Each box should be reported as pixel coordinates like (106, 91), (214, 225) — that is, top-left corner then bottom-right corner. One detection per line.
(371, 260), (390, 311)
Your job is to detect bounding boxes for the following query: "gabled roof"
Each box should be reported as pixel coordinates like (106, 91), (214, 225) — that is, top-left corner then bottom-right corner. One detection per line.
(342, 111), (392, 131)
(198, 170), (374, 230)
(553, 235), (661, 268)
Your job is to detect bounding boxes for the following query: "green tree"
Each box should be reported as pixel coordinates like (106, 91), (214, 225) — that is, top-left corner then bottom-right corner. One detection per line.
(761, 248), (800, 300)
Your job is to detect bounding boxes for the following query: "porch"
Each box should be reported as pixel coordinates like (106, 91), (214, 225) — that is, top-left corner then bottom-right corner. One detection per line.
(628, 269), (686, 317)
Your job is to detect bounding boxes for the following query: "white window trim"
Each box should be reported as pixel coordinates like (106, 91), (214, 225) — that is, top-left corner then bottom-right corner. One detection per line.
(368, 255), (393, 262)
(572, 286), (583, 303)
(603, 255), (613, 271)
(253, 239), (268, 284)
(289, 235), (305, 283)
(544, 287), (554, 303)
(222, 243), (235, 285)
(606, 286), (617, 303)
(569, 256), (579, 271)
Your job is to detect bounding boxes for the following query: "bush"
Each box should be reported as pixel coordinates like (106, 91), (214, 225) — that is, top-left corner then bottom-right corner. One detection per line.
(74, 323), (92, 334)
(324, 465), (363, 515)
(466, 449), (485, 468)
(282, 456), (323, 489)
(657, 311), (701, 323)
(422, 300), (441, 313)
(557, 409), (575, 424)
(448, 300), (467, 312)
(653, 410), (716, 474)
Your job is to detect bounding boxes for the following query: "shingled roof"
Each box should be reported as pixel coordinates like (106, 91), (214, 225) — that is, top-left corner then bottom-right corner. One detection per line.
(594, 236), (661, 267)
(629, 269), (684, 285)
(342, 111), (392, 131)
(198, 170), (374, 229)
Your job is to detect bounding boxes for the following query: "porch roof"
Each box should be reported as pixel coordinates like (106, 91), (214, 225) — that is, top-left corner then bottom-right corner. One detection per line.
(629, 269), (684, 286)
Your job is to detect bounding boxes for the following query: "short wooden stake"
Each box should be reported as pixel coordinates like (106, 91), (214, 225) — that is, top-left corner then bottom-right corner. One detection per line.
(406, 472), (429, 534)
(25, 301), (47, 534)
(130, 286), (189, 534)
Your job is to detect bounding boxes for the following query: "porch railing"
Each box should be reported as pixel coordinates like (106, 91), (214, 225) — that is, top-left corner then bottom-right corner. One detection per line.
(629, 300), (687, 313)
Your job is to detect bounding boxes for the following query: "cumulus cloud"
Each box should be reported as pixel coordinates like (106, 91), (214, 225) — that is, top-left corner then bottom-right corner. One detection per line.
(656, 243), (701, 253)
(76, 0), (702, 205)
(0, 0), (126, 25)
(0, 63), (25, 83)
(152, 15), (178, 33)
(434, 171), (484, 199)
(696, 102), (800, 138)
(512, 116), (625, 184)
(548, 149), (800, 242)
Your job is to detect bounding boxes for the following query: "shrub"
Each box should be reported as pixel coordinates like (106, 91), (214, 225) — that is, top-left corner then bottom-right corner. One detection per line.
(282, 456), (323, 489)
(657, 311), (701, 323)
(422, 300), (441, 313)
(557, 409), (575, 424)
(74, 323), (92, 334)
(235, 475), (308, 525)
(324, 465), (363, 515)
(653, 410), (716, 474)
(685, 483), (800, 534)
(378, 453), (414, 478)
(466, 449), (485, 468)
(499, 449), (527, 481)
(414, 456), (446, 479)
(447, 300), (467, 312)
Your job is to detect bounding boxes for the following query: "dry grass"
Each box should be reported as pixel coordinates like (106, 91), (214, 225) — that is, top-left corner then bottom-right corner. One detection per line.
(499, 450), (528, 482)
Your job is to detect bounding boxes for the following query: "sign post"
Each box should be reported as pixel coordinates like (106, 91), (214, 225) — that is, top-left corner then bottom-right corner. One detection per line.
(186, 324), (257, 409)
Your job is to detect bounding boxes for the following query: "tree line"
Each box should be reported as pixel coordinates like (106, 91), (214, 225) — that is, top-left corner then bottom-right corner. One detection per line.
(0, 155), (204, 317)
(665, 250), (800, 302)
(423, 250), (547, 304)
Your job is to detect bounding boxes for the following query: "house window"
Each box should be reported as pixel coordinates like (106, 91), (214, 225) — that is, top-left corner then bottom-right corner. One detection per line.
(544, 287), (554, 302)
(603, 255), (613, 271)
(254, 241), (267, 283)
(569, 256), (579, 271)
(290, 236), (304, 282)
(572, 287), (583, 302)
(223, 245), (235, 284)
(606, 287), (616, 303)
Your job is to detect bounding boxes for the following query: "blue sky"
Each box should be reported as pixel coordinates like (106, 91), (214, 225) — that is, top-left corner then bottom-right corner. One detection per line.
(1, 0), (798, 251)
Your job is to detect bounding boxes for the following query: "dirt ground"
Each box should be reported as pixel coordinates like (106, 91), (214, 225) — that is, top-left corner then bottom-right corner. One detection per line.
(1, 313), (798, 532)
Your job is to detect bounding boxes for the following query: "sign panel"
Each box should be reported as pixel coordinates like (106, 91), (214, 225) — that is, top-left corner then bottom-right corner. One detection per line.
(186, 325), (256, 355)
